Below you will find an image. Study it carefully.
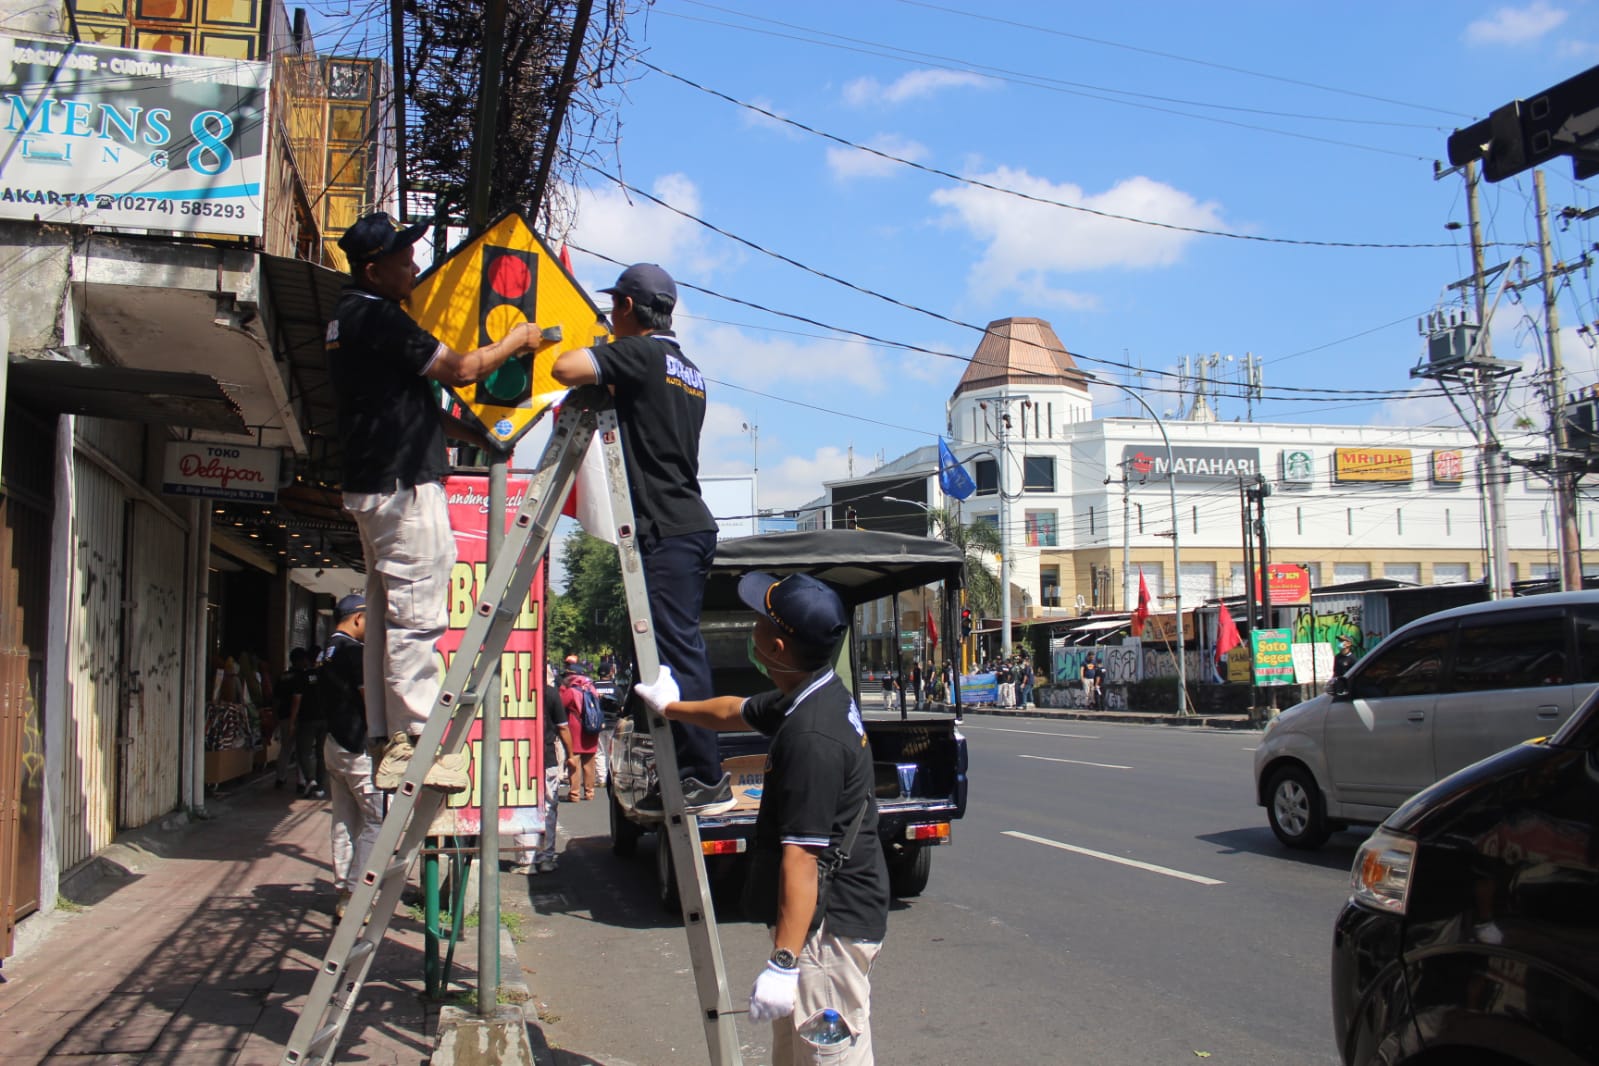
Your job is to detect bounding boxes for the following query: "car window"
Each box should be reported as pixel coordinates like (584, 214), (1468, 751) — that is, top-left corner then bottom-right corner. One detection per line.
(1576, 608), (1599, 684)
(1450, 613), (1567, 691)
(1350, 629), (1451, 699)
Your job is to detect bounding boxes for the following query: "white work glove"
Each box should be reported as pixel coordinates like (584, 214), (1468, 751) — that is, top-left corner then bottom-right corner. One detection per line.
(748, 960), (799, 1023)
(633, 665), (680, 716)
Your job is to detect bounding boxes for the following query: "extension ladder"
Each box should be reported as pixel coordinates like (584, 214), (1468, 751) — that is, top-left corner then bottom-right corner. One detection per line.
(281, 386), (744, 1065)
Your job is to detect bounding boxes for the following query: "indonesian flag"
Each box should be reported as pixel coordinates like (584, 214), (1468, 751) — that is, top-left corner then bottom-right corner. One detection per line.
(556, 412), (618, 545)
(1215, 602), (1242, 661)
(1130, 570), (1152, 637)
(926, 608), (939, 651)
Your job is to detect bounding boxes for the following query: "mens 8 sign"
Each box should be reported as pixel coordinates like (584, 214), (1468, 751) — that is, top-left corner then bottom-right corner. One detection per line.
(475, 246), (537, 408)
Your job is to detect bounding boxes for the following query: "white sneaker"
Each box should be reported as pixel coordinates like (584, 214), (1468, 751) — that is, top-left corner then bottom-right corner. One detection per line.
(373, 732), (414, 791)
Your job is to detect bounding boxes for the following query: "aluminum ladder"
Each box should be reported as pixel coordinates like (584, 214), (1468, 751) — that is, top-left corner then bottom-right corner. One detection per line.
(280, 386), (744, 1066)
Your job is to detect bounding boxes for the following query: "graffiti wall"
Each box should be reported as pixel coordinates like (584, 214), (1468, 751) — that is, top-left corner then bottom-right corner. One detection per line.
(1289, 598), (1378, 656)
(1036, 683), (1128, 711)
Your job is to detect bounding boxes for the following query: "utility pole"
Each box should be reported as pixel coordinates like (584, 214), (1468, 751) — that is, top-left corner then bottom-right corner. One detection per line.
(1249, 475), (1274, 716)
(1239, 479), (1257, 631)
(1533, 169), (1584, 590)
(1106, 460), (1133, 610)
(1467, 162), (1513, 599)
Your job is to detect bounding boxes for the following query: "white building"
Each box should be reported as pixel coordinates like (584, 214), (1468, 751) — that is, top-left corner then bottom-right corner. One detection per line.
(821, 317), (1595, 635)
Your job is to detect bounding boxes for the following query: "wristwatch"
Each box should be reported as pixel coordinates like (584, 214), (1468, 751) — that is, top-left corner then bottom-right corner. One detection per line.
(770, 947), (798, 969)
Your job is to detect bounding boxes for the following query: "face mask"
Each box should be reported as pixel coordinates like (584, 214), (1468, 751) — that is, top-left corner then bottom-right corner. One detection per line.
(747, 634), (774, 679)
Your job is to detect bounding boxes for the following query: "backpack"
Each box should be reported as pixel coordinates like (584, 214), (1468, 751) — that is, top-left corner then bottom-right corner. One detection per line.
(317, 636), (367, 753)
(578, 684), (605, 735)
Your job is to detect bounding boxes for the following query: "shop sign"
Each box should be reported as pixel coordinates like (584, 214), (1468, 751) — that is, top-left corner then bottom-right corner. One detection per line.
(162, 442), (277, 502)
(1143, 610), (1195, 643)
(1279, 449), (1314, 486)
(0, 33), (271, 236)
(1256, 563), (1311, 606)
(430, 475), (547, 836)
(1334, 447), (1413, 482)
(1121, 445), (1261, 482)
(1290, 642), (1336, 684)
(1430, 450), (1465, 484)
(1223, 645), (1252, 683)
(1251, 628), (1296, 686)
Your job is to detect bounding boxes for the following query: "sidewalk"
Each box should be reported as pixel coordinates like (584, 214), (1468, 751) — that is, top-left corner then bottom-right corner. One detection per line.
(0, 774), (505, 1065)
(954, 704), (1258, 730)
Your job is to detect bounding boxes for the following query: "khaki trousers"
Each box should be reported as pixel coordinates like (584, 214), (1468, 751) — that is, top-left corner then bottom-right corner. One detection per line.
(324, 737), (384, 893)
(344, 482), (456, 739)
(771, 922), (883, 1066)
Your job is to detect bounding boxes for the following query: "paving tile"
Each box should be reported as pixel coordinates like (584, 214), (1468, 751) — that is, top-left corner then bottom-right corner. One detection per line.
(148, 1020), (250, 1052)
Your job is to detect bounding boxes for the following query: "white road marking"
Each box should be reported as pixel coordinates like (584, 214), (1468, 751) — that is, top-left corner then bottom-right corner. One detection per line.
(1018, 754), (1132, 770)
(965, 726), (1100, 740)
(1241, 746), (1259, 752)
(1004, 830), (1226, 886)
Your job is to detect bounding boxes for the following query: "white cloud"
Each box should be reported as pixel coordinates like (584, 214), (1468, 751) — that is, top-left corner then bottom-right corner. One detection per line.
(825, 133), (928, 180)
(568, 172), (723, 285)
(931, 166), (1225, 304)
(1465, 2), (1567, 45)
(843, 69), (995, 107)
(683, 321), (889, 393)
(759, 446), (855, 509)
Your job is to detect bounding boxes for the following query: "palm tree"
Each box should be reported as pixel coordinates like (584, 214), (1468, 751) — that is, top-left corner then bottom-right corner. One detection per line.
(923, 507), (1002, 618)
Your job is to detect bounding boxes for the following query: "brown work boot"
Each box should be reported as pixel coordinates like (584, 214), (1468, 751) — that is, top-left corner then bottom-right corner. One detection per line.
(373, 732), (414, 791)
(423, 751), (470, 794)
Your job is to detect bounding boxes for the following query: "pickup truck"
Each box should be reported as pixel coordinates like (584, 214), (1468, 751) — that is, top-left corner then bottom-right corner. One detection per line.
(607, 529), (971, 909)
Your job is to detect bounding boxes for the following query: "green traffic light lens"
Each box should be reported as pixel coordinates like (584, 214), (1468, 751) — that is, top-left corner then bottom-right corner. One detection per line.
(482, 358), (530, 403)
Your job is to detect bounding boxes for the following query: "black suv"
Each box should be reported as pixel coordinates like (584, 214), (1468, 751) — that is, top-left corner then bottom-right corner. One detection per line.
(1331, 688), (1599, 1065)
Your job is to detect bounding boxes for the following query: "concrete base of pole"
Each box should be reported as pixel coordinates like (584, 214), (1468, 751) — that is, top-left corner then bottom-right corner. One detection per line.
(431, 1005), (534, 1066)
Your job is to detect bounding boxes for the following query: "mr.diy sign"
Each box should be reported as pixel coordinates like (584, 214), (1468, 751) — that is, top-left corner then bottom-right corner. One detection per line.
(162, 443), (277, 502)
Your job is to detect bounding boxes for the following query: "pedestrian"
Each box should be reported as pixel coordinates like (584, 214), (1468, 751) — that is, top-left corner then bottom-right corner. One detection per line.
(997, 660), (1014, 708)
(273, 648), (313, 793)
(317, 595), (384, 920)
(560, 661), (600, 801)
(293, 646), (330, 799)
(551, 262), (732, 815)
(1080, 654), (1102, 710)
(328, 210), (545, 793)
(881, 670), (895, 710)
(1018, 659), (1034, 709)
(635, 572), (889, 1065)
(514, 677), (571, 875)
(1333, 635), (1358, 679)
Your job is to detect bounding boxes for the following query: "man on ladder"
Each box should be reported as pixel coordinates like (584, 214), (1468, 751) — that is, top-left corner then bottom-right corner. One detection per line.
(327, 211), (545, 792)
(552, 262), (734, 815)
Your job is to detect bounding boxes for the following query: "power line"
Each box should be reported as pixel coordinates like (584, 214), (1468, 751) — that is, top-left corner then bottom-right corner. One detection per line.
(639, 62), (1473, 250)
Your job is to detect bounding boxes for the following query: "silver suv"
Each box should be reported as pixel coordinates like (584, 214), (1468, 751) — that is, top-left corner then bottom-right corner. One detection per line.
(1253, 591), (1599, 848)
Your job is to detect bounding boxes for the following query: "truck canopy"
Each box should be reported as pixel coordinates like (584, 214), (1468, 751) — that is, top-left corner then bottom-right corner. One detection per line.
(707, 529), (965, 609)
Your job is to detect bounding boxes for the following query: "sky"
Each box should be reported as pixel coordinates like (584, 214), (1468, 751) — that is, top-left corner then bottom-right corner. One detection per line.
(508, 0), (1599, 513)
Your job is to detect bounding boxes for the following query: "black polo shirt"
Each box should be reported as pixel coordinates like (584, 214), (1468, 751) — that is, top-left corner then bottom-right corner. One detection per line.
(588, 334), (715, 540)
(326, 286), (449, 493)
(741, 670), (889, 941)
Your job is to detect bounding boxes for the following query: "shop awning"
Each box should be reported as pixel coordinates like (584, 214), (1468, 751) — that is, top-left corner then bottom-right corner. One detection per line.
(8, 357), (246, 433)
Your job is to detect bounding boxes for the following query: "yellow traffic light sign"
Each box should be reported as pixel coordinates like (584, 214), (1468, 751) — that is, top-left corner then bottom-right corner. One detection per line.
(406, 210), (609, 451)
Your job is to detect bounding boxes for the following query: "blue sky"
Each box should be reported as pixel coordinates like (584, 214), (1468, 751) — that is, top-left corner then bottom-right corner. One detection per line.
(502, 1), (1599, 511)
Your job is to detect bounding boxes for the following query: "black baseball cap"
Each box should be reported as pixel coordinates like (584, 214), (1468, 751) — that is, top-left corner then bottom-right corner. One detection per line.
(335, 593), (366, 620)
(338, 211), (427, 267)
(737, 572), (848, 651)
(599, 263), (677, 311)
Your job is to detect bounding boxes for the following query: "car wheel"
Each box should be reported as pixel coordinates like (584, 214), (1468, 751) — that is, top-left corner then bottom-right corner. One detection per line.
(655, 835), (680, 912)
(1267, 764), (1331, 849)
(609, 783), (640, 857)
(887, 844), (932, 898)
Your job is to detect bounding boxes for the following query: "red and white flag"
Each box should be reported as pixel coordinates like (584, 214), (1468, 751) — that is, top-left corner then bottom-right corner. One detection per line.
(555, 412), (618, 545)
(1130, 570), (1152, 637)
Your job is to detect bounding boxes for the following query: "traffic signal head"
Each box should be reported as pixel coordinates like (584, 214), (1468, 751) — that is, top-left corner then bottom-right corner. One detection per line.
(961, 608), (973, 639)
(474, 245), (538, 407)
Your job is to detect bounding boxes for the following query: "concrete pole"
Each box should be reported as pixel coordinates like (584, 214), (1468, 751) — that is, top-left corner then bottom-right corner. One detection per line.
(479, 454), (507, 1011)
(1120, 464), (1131, 612)
(998, 401), (1012, 658)
(1467, 162), (1513, 598)
(1534, 169), (1584, 590)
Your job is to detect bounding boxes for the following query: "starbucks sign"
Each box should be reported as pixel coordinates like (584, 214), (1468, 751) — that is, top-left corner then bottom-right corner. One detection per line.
(1280, 449), (1314, 486)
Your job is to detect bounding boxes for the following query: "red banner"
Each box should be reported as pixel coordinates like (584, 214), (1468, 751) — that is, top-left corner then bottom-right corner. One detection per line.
(429, 475), (548, 836)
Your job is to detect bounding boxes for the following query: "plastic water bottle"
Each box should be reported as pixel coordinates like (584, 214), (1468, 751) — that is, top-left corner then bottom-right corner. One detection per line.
(797, 1008), (849, 1046)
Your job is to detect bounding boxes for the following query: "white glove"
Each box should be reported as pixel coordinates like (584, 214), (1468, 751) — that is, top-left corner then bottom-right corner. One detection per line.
(748, 960), (799, 1023)
(633, 665), (680, 715)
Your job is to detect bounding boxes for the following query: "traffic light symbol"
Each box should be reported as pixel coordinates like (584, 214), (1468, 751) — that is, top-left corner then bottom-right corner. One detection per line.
(961, 608), (973, 640)
(475, 245), (538, 407)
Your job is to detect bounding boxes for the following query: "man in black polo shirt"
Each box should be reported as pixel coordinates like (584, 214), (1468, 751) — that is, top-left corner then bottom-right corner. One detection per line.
(551, 263), (730, 815)
(327, 211), (544, 793)
(635, 573), (889, 1065)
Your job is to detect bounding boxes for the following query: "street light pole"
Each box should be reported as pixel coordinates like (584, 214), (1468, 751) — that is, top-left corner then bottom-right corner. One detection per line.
(742, 421), (759, 518)
(1087, 375), (1188, 715)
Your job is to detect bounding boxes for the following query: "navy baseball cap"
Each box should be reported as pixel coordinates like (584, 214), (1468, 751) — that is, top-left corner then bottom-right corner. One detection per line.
(599, 263), (677, 311)
(335, 593), (366, 620)
(737, 572), (848, 650)
(338, 211), (427, 266)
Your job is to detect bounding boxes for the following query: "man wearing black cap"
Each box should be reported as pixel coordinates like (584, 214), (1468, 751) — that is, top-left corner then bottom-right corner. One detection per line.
(318, 594), (382, 919)
(635, 573), (889, 1065)
(551, 263), (729, 814)
(328, 211), (544, 793)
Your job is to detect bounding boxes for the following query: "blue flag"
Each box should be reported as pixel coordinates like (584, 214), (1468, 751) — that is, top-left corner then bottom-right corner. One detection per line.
(937, 438), (976, 500)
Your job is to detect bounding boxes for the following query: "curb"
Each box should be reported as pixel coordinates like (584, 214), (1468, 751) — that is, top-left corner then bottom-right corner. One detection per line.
(959, 707), (1260, 730)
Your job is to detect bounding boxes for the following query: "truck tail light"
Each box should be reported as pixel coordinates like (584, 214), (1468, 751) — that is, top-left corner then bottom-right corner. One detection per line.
(701, 839), (746, 856)
(906, 822), (950, 843)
